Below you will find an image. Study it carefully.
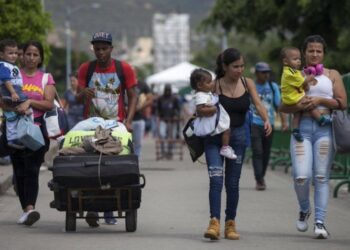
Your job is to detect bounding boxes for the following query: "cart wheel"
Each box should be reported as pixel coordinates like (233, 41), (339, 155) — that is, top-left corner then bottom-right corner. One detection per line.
(65, 212), (76, 232)
(125, 210), (137, 232)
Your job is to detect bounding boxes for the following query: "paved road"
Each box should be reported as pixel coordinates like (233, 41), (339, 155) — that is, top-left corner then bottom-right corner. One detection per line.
(0, 138), (349, 250)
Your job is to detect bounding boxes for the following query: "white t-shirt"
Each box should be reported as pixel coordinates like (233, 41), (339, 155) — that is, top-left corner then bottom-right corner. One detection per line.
(193, 91), (230, 136)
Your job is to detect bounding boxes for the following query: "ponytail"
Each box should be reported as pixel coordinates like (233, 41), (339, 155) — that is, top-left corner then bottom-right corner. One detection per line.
(215, 53), (225, 80)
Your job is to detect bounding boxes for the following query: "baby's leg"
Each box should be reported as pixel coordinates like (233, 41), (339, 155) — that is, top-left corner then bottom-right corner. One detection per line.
(220, 129), (237, 159)
(292, 112), (301, 130)
(290, 97), (305, 142)
(292, 112), (304, 142)
(309, 109), (332, 126)
(221, 129), (230, 146)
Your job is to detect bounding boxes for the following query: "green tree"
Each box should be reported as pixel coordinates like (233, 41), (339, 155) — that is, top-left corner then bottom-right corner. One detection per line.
(0, 0), (52, 64)
(202, 0), (350, 73)
(46, 46), (90, 94)
(191, 30), (283, 79)
(191, 35), (222, 71)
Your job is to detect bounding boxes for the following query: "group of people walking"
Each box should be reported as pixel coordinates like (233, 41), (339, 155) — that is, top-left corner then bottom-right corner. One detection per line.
(189, 34), (347, 240)
(0, 33), (347, 241)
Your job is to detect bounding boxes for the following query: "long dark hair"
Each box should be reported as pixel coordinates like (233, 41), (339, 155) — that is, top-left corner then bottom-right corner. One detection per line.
(215, 48), (241, 80)
(23, 40), (44, 68)
(301, 35), (327, 54)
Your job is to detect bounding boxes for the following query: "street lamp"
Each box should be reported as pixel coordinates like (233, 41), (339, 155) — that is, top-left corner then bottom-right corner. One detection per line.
(65, 3), (100, 89)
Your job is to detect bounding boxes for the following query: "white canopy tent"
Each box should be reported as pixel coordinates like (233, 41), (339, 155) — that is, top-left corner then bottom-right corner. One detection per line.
(146, 62), (215, 94)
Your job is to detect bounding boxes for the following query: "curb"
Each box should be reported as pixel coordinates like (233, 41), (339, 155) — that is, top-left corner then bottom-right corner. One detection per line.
(0, 165), (13, 195)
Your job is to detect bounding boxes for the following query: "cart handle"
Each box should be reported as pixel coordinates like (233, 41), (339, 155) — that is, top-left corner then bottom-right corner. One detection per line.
(139, 174), (146, 188)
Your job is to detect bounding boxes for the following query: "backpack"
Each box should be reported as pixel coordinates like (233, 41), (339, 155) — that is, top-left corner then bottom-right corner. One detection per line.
(268, 81), (278, 111)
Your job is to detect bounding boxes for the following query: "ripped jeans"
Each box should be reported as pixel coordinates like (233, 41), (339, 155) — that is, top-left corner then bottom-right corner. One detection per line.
(290, 116), (334, 223)
(204, 125), (246, 221)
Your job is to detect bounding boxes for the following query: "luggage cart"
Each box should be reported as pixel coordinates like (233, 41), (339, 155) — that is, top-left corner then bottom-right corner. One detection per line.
(48, 154), (146, 232)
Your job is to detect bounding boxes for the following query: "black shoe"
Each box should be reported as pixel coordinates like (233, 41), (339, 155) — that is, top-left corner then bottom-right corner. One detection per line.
(318, 116), (332, 126)
(255, 179), (266, 191)
(85, 212), (99, 228)
(292, 128), (304, 142)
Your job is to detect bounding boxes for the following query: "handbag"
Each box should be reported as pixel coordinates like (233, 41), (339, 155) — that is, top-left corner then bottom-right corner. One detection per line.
(182, 116), (205, 162)
(41, 73), (69, 139)
(17, 115), (45, 151)
(43, 99), (69, 139)
(332, 109), (350, 154)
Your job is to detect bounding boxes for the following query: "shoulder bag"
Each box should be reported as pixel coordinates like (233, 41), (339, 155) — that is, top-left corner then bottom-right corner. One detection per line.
(332, 109), (350, 154)
(42, 73), (69, 139)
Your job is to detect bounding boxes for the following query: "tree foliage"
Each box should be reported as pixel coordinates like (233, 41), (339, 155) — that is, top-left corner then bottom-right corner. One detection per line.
(46, 46), (90, 94)
(202, 0), (350, 73)
(191, 31), (282, 79)
(0, 0), (52, 64)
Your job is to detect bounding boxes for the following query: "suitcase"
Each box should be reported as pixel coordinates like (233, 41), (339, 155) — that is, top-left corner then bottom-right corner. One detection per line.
(49, 154), (144, 212)
(52, 154), (139, 188)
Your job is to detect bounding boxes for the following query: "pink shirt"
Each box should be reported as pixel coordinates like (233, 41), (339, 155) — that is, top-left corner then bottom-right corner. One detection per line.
(20, 70), (55, 118)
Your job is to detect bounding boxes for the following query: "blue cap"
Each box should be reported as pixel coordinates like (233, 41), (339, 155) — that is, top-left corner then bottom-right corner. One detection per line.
(91, 32), (112, 44)
(255, 62), (271, 72)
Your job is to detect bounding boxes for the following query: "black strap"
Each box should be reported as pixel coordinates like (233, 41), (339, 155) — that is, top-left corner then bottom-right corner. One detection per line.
(86, 59), (124, 86)
(86, 60), (97, 86)
(189, 102), (221, 135)
(114, 59), (124, 84)
(241, 77), (248, 92)
(214, 103), (221, 129)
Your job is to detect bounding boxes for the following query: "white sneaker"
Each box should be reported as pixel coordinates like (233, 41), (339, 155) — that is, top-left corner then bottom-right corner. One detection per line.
(296, 210), (311, 232)
(23, 210), (40, 226)
(220, 146), (237, 159)
(314, 222), (329, 239)
(17, 212), (29, 224)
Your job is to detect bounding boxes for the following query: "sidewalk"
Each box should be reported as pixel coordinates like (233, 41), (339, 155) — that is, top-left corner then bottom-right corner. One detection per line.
(0, 137), (350, 250)
(0, 161), (12, 195)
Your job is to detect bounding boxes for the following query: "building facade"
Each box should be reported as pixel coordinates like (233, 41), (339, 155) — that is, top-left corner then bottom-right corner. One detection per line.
(153, 13), (190, 73)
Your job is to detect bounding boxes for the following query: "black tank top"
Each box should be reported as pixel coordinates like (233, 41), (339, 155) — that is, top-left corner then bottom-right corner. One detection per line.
(218, 78), (251, 128)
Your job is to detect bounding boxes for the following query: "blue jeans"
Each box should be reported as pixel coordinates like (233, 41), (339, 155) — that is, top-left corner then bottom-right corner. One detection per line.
(132, 119), (145, 158)
(204, 125), (247, 221)
(290, 116), (334, 223)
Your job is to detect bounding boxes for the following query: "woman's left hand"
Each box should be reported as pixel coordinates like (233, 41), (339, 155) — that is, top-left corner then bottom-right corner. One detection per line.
(15, 100), (31, 114)
(264, 121), (272, 136)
